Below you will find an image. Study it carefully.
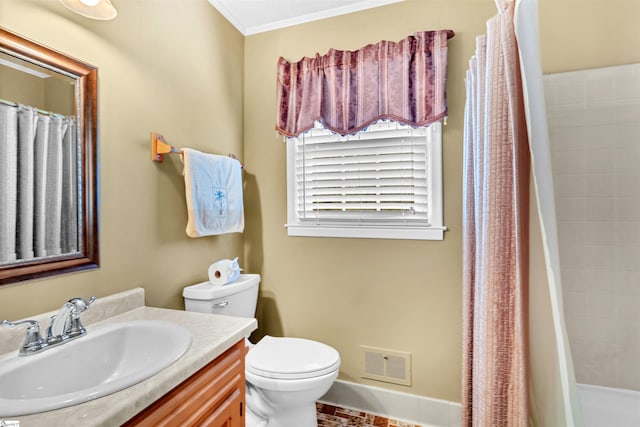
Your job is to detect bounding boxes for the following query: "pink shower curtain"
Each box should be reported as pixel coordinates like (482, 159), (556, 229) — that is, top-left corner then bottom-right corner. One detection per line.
(462, 0), (530, 425)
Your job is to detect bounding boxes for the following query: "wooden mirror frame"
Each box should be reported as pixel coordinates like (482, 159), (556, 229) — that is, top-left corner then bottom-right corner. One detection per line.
(0, 27), (99, 285)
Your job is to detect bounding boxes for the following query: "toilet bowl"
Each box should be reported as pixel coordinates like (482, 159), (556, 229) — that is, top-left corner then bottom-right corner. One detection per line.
(183, 274), (341, 427)
(245, 336), (340, 427)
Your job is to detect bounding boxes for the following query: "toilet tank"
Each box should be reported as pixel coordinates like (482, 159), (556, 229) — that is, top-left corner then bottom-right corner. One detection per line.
(183, 274), (260, 318)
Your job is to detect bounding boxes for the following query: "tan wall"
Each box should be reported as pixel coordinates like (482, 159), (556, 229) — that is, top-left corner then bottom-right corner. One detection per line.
(243, 0), (640, 403)
(0, 0), (244, 317)
(0, 66), (74, 116)
(0, 0), (638, 408)
(0, 66), (46, 108)
(538, 0), (640, 73)
(243, 0), (495, 402)
(44, 76), (75, 117)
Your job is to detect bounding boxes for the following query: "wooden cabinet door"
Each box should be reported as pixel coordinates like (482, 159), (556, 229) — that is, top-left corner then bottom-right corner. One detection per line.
(200, 388), (244, 427)
(124, 340), (246, 427)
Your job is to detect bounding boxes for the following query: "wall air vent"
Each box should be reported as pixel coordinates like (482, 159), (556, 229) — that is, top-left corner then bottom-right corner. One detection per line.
(360, 345), (411, 386)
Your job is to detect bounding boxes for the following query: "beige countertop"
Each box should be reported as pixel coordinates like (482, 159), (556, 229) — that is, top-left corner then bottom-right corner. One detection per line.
(0, 288), (257, 427)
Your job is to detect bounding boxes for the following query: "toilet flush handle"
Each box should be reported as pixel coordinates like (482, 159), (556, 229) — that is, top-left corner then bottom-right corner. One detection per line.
(212, 299), (229, 309)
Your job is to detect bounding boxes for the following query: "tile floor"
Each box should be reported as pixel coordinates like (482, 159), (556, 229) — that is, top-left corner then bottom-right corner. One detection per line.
(316, 403), (422, 427)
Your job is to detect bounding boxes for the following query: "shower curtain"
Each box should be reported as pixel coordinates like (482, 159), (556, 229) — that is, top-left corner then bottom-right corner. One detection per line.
(462, 0), (530, 425)
(0, 103), (77, 264)
(463, 0), (584, 425)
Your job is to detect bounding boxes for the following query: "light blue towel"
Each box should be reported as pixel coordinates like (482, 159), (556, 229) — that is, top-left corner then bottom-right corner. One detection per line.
(182, 148), (244, 237)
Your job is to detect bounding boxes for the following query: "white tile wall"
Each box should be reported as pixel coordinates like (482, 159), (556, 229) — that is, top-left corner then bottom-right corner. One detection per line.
(545, 63), (640, 392)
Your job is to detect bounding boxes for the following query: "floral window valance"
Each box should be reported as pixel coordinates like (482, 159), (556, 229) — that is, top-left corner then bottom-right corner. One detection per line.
(276, 29), (455, 137)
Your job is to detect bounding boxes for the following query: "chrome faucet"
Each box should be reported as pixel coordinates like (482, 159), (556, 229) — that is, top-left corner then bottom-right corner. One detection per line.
(47, 296), (96, 343)
(2, 296), (96, 356)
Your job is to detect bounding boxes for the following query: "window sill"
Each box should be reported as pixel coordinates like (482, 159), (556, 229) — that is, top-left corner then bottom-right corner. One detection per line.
(285, 224), (446, 240)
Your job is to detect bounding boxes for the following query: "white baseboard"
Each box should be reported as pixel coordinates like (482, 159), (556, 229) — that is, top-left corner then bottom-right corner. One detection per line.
(319, 379), (462, 427)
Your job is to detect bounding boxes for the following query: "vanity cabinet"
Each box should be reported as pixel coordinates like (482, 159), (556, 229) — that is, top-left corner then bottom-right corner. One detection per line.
(124, 339), (246, 427)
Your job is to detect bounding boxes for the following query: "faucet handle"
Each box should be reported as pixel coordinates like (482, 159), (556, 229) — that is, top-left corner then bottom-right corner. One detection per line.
(65, 296), (96, 337)
(2, 319), (38, 329)
(2, 319), (40, 332)
(2, 319), (46, 356)
(68, 296), (96, 316)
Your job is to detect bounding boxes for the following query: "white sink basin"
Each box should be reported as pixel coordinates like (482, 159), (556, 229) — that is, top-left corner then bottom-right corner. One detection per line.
(0, 319), (192, 417)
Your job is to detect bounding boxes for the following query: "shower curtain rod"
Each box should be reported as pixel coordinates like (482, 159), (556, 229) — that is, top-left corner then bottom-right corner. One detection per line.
(0, 97), (71, 119)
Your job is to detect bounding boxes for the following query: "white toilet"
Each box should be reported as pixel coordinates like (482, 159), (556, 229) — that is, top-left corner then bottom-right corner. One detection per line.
(183, 274), (340, 427)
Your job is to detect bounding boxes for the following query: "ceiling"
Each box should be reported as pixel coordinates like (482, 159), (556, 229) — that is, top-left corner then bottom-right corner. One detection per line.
(207, 0), (404, 36)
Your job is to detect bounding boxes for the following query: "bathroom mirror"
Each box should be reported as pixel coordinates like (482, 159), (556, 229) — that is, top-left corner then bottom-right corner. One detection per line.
(0, 27), (99, 285)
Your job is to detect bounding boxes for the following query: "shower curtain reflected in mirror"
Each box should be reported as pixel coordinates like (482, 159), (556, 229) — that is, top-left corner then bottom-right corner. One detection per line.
(0, 102), (78, 264)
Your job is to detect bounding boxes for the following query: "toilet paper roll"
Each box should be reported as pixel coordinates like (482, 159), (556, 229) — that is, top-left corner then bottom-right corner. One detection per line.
(208, 258), (241, 285)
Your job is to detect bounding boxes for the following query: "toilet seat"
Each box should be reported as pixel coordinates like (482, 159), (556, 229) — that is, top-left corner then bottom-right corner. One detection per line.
(246, 336), (340, 380)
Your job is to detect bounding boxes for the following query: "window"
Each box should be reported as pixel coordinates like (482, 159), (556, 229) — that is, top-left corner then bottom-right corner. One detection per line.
(286, 120), (445, 240)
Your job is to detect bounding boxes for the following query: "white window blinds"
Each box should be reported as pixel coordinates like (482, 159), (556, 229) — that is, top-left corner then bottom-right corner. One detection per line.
(286, 120), (445, 240)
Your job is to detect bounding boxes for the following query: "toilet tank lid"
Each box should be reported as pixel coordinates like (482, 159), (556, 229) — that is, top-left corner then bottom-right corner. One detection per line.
(183, 274), (260, 300)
